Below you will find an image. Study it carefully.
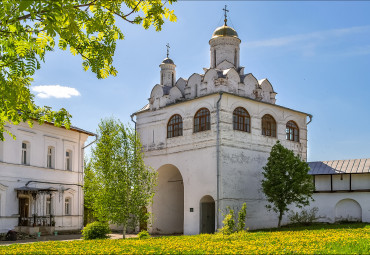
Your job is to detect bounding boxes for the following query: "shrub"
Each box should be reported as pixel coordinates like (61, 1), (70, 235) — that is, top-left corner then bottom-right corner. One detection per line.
(237, 203), (247, 232)
(82, 221), (111, 240)
(219, 207), (235, 235)
(137, 230), (150, 239)
(288, 207), (319, 225)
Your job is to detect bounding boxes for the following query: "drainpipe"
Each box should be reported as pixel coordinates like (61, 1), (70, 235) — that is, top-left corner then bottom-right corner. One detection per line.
(307, 114), (313, 125)
(216, 91), (223, 230)
(130, 114), (137, 132)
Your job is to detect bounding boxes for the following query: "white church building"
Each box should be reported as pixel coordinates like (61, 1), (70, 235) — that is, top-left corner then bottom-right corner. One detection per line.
(133, 15), (370, 235)
(0, 121), (95, 234)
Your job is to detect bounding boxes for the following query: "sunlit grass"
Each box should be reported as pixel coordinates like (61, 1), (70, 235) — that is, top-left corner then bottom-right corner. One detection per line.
(1, 223), (370, 254)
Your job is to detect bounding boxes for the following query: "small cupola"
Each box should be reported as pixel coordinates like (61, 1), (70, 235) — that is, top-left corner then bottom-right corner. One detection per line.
(209, 6), (241, 69)
(159, 43), (176, 87)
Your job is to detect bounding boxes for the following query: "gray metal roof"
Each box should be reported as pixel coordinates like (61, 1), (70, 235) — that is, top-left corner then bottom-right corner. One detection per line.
(308, 159), (370, 175)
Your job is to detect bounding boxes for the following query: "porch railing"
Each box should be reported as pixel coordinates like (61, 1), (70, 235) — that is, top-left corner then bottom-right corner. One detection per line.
(18, 215), (55, 227)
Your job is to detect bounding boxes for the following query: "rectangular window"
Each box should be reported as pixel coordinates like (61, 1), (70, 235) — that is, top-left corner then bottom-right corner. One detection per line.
(65, 198), (71, 215)
(21, 142), (28, 165)
(47, 147), (55, 169)
(46, 197), (51, 215)
(65, 151), (72, 171)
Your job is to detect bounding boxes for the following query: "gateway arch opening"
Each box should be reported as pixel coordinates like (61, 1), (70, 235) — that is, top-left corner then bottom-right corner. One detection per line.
(152, 164), (184, 234)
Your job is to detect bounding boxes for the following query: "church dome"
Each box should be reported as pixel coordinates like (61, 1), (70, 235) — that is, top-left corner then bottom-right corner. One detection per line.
(212, 25), (238, 39)
(162, 58), (175, 64)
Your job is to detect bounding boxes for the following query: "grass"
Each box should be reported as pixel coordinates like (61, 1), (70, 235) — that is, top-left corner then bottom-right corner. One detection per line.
(1, 223), (370, 254)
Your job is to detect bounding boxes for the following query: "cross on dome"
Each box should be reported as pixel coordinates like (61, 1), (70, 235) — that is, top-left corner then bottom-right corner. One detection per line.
(223, 5), (229, 26)
(166, 43), (170, 58)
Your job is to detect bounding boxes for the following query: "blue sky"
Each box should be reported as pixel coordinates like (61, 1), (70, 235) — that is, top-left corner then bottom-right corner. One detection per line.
(31, 1), (370, 162)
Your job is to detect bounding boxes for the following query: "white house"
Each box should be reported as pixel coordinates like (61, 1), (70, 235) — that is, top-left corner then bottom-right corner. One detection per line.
(133, 16), (370, 235)
(0, 121), (95, 234)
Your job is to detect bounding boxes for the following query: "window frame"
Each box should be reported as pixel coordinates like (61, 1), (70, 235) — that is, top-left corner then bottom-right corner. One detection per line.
(65, 150), (72, 171)
(261, 114), (277, 138)
(65, 197), (71, 215)
(194, 108), (211, 133)
(233, 107), (251, 133)
(167, 114), (183, 138)
(47, 146), (55, 169)
(21, 142), (30, 165)
(286, 120), (299, 142)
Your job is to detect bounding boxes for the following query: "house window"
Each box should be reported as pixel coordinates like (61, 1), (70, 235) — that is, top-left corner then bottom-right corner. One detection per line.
(21, 142), (30, 165)
(47, 146), (55, 169)
(65, 198), (71, 215)
(46, 197), (51, 215)
(286, 121), (299, 142)
(233, 107), (250, 132)
(261, 114), (277, 137)
(167, 114), (183, 138)
(65, 150), (72, 171)
(194, 108), (211, 132)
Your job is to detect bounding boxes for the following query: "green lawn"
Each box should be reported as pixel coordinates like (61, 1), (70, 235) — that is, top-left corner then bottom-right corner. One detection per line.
(1, 223), (370, 254)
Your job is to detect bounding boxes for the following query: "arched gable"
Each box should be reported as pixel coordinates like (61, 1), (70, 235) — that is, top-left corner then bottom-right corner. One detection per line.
(259, 78), (276, 103)
(203, 69), (218, 83)
(175, 78), (187, 95)
(169, 86), (183, 103)
(243, 73), (259, 97)
(186, 73), (202, 99)
(150, 84), (164, 99)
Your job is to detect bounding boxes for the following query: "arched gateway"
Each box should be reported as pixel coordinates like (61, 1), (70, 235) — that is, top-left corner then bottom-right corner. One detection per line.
(151, 164), (184, 234)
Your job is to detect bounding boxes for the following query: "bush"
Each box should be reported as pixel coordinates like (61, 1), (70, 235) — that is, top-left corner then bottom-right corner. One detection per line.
(219, 207), (236, 235)
(237, 203), (247, 232)
(288, 207), (319, 225)
(82, 221), (111, 240)
(137, 230), (150, 239)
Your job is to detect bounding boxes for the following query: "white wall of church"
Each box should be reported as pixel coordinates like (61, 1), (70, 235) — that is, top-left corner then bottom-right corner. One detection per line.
(137, 92), (308, 234)
(0, 122), (90, 233)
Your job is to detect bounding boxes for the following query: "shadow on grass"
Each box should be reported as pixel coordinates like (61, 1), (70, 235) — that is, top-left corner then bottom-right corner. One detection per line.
(251, 222), (370, 233)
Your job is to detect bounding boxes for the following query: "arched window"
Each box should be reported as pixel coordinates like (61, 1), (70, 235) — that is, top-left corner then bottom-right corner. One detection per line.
(194, 108), (211, 132)
(233, 107), (250, 132)
(286, 121), (299, 142)
(261, 114), (276, 137)
(167, 114), (183, 138)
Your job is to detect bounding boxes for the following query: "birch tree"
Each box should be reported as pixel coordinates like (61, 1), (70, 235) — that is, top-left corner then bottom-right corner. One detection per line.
(85, 117), (157, 238)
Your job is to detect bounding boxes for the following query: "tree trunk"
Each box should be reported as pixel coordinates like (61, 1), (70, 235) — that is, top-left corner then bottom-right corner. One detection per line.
(278, 211), (283, 228)
(122, 225), (126, 239)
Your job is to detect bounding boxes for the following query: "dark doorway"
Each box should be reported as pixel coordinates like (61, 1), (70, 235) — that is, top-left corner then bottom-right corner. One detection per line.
(19, 197), (29, 226)
(200, 196), (215, 234)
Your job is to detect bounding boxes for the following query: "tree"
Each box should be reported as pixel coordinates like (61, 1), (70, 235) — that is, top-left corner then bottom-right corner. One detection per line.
(261, 141), (314, 228)
(84, 117), (157, 238)
(0, 0), (176, 140)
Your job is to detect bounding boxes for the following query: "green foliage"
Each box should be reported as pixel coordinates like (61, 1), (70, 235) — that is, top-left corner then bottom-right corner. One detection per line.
(237, 203), (247, 232)
(219, 206), (235, 235)
(81, 221), (111, 240)
(84, 117), (157, 238)
(137, 230), (150, 239)
(261, 141), (314, 228)
(288, 207), (319, 226)
(0, 0), (177, 140)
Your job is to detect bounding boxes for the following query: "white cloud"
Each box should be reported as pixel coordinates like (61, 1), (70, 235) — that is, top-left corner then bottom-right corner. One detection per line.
(32, 85), (81, 99)
(245, 25), (370, 48)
